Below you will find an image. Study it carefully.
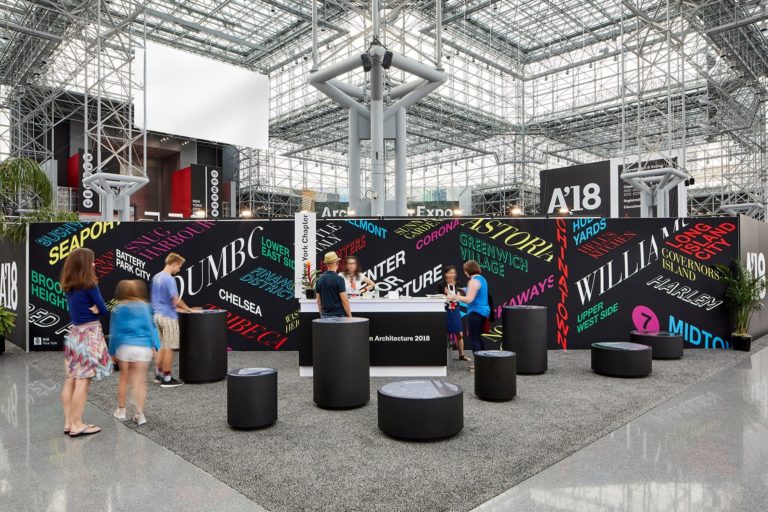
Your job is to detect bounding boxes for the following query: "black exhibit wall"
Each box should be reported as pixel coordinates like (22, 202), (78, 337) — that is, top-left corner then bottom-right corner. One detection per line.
(28, 221), (296, 351)
(197, 142), (223, 168)
(557, 216), (734, 349)
(52, 120), (71, 186)
(190, 164), (226, 219)
(738, 214), (768, 338)
(539, 161), (612, 217)
(315, 217), (737, 350)
(0, 238), (27, 349)
(25, 216), (741, 351)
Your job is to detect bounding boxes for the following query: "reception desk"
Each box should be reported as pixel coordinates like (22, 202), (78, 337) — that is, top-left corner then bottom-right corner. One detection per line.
(299, 298), (447, 377)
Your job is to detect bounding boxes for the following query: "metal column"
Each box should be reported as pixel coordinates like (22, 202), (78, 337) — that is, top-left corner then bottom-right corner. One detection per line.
(395, 108), (407, 216)
(308, 0), (445, 216)
(348, 110), (361, 213)
(370, 48), (385, 216)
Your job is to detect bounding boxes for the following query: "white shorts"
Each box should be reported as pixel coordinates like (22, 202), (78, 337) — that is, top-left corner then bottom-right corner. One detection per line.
(116, 345), (153, 363)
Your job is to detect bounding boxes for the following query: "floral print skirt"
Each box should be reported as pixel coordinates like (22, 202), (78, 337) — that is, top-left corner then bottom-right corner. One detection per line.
(64, 321), (112, 380)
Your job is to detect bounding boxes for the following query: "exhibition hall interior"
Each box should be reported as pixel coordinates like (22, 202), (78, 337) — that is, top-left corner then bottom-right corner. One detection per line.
(2, 1), (768, 511)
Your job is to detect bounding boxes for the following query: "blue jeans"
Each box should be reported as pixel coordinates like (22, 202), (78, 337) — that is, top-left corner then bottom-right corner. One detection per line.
(466, 312), (486, 353)
(321, 313), (344, 319)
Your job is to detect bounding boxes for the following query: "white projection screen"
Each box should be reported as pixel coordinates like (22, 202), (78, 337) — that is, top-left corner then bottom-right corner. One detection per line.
(135, 42), (269, 149)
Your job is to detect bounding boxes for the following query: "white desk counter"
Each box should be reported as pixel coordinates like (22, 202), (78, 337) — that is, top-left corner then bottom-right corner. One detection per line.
(299, 297), (446, 313)
(298, 297), (447, 377)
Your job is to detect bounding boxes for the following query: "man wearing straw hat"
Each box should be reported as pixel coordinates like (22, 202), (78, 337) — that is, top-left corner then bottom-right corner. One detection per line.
(315, 251), (352, 318)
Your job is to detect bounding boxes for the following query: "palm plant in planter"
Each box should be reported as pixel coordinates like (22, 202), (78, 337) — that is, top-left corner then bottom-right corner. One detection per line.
(713, 259), (766, 351)
(0, 157), (78, 245)
(0, 308), (17, 354)
(0, 156), (54, 207)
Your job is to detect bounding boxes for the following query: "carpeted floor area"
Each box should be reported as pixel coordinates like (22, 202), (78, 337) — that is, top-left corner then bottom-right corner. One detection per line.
(8, 338), (767, 512)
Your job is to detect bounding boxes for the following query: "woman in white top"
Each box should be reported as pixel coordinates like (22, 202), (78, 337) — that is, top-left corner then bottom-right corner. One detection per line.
(343, 256), (376, 297)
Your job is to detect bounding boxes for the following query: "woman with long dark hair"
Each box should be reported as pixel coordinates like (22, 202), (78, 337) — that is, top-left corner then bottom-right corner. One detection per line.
(448, 260), (489, 356)
(437, 266), (470, 361)
(60, 247), (111, 437)
(342, 255), (376, 297)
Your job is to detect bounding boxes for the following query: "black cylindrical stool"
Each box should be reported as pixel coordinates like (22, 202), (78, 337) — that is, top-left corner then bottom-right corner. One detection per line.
(227, 367), (277, 429)
(591, 342), (652, 377)
(378, 380), (463, 440)
(313, 317), (369, 409)
(179, 310), (228, 383)
(502, 305), (547, 374)
(629, 330), (684, 359)
(474, 350), (517, 401)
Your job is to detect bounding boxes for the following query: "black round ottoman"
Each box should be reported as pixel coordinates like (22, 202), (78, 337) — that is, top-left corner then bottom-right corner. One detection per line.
(501, 305), (547, 374)
(378, 380), (463, 440)
(591, 342), (652, 377)
(629, 330), (684, 359)
(474, 350), (517, 401)
(313, 317), (369, 409)
(227, 367), (277, 429)
(179, 310), (228, 383)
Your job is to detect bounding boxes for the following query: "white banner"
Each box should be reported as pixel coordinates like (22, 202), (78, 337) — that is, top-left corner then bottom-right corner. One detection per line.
(135, 41), (269, 149)
(294, 212), (316, 298)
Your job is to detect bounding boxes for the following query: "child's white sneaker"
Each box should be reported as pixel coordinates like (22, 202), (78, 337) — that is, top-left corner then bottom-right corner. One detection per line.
(113, 407), (127, 421)
(133, 412), (147, 426)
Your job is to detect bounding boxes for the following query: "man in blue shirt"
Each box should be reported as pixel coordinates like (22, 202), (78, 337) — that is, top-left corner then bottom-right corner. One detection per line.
(315, 251), (351, 318)
(151, 252), (194, 387)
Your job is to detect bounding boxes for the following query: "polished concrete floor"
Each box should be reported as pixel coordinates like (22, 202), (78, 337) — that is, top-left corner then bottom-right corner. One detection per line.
(2, 344), (767, 512)
(475, 345), (768, 512)
(0, 352), (266, 512)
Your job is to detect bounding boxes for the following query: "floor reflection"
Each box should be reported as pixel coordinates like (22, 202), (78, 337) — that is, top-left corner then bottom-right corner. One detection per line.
(0, 353), (265, 512)
(476, 347), (768, 512)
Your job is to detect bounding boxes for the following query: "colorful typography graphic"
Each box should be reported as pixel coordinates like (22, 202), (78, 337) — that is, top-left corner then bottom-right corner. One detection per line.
(27, 221), (295, 351)
(25, 216), (744, 351)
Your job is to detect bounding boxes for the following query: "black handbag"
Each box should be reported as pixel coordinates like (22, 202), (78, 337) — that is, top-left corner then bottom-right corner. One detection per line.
(487, 293), (497, 322)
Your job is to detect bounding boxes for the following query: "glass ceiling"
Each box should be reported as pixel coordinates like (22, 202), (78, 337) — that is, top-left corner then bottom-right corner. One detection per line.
(0, 0), (766, 212)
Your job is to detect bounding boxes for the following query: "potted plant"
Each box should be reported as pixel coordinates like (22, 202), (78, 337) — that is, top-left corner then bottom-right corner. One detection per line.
(713, 259), (766, 351)
(0, 307), (17, 354)
(301, 260), (319, 299)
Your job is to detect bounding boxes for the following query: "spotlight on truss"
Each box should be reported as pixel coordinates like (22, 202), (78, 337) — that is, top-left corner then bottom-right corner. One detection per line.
(382, 51), (393, 69)
(360, 53), (372, 72)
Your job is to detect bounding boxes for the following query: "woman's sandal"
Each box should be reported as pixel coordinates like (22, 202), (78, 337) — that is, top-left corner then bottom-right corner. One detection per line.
(63, 427), (70, 435)
(459, 355), (471, 362)
(69, 424), (101, 438)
